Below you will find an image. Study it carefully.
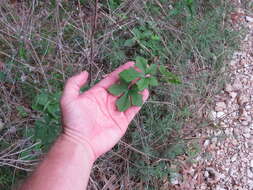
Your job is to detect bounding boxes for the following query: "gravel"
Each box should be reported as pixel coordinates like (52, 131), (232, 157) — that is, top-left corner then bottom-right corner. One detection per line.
(195, 10), (253, 190)
(172, 4), (253, 190)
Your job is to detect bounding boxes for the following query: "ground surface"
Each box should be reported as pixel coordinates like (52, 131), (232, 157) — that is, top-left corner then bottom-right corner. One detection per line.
(171, 8), (253, 190)
(0, 0), (250, 189)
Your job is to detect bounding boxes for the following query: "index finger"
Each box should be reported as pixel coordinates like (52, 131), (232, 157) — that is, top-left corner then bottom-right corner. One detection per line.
(95, 62), (135, 89)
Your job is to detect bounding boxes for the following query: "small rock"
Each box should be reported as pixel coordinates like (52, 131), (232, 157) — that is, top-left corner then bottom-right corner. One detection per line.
(230, 92), (238, 99)
(245, 105), (251, 110)
(248, 168), (253, 178)
(204, 170), (209, 178)
(220, 122), (227, 128)
(214, 130), (222, 136)
(205, 167), (221, 182)
(215, 102), (227, 112)
(244, 128), (251, 134)
(249, 180), (253, 189)
(209, 111), (217, 120)
(215, 185), (226, 190)
(195, 156), (202, 161)
(0, 120), (4, 131)
(188, 167), (195, 176)
(225, 84), (233, 92)
(170, 172), (181, 185)
(243, 133), (251, 139)
(238, 95), (248, 105)
(225, 128), (233, 136)
(231, 139), (238, 146)
(21, 74), (27, 82)
(7, 127), (16, 134)
(219, 173), (226, 179)
(241, 121), (249, 126)
(246, 16), (253, 22)
(200, 184), (207, 190)
(212, 137), (218, 144)
(204, 139), (210, 147)
(217, 112), (225, 118)
(231, 154), (237, 162)
(246, 116), (252, 122)
(233, 78), (243, 90)
(250, 160), (253, 168)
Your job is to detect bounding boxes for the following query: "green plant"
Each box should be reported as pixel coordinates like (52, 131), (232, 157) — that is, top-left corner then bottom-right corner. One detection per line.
(0, 168), (13, 189)
(108, 0), (122, 10)
(30, 91), (61, 150)
(108, 56), (181, 111)
(0, 0), (242, 189)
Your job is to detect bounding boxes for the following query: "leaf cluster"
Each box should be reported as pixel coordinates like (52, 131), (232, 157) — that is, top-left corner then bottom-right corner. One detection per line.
(108, 57), (181, 112)
(31, 91), (61, 150)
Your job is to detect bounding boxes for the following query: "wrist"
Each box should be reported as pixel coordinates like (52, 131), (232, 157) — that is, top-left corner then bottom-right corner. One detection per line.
(59, 133), (96, 164)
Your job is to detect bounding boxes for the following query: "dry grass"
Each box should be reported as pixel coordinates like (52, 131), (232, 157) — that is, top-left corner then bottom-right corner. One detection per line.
(0, 0), (243, 189)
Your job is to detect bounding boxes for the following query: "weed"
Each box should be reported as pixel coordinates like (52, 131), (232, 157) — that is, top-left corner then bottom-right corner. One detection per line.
(31, 91), (61, 150)
(108, 56), (180, 111)
(0, 168), (13, 190)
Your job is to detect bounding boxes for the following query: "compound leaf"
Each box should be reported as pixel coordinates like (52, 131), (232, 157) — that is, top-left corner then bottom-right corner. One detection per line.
(149, 76), (159, 86)
(124, 39), (135, 47)
(36, 93), (49, 105)
(147, 64), (157, 75)
(136, 56), (148, 73)
(108, 80), (129, 96)
(159, 65), (181, 84)
(119, 68), (143, 82)
(137, 78), (149, 91)
(130, 91), (143, 106)
(116, 92), (131, 112)
(130, 84), (139, 93)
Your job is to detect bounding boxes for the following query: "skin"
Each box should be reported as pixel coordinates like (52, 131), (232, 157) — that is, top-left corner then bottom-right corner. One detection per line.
(19, 62), (149, 190)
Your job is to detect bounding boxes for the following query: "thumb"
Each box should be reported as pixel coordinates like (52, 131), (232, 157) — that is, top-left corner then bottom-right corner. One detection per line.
(62, 71), (89, 102)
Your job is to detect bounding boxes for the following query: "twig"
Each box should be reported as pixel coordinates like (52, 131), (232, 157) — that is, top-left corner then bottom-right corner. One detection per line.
(88, 0), (98, 85)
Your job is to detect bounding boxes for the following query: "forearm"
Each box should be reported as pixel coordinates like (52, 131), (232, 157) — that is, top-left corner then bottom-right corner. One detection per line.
(19, 134), (95, 190)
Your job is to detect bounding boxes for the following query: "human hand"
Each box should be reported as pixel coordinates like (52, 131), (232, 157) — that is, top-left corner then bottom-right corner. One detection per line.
(60, 62), (149, 161)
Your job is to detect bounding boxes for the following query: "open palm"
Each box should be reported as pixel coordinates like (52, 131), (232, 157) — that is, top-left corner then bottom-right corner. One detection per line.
(60, 62), (149, 159)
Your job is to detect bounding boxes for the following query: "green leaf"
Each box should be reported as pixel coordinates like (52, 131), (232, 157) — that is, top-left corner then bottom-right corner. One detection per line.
(50, 0), (56, 7)
(151, 34), (160, 41)
(137, 78), (149, 91)
(47, 104), (60, 119)
(17, 106), (28, 117)
(116, 92), (131, 112)
(130, 91), (143, 106)
(135, 56), (148, 73)
(166, 77), (181, 84)
(108, 0), (122, 10)
(159, 65), (167, 74)
(149, 76), (158, 86)
(79, 0), (86, 5)
(130, 84), (139, 93)
(159, 65), (181, 84)
(186, 0), (193, 5)
(124, 39), (135, 47)
(0, 72), (6, 81)
(132, 28), (142, 39)
(166, 143), (185, 159)
(147, 64), (157, 75)
(108, 80), (129, 96)
(36, 93), (49, 105)
(119, 68), (143, 82)
(19, 45), (26, 60)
